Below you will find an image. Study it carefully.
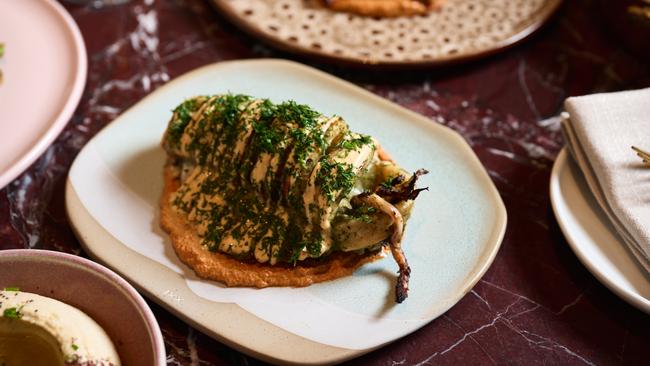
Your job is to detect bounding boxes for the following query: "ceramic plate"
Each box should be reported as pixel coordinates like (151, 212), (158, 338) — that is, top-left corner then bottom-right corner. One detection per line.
(0, 0), (87, 189)
(210, 0), (562, 66)
(550, 149), (650, 314)
(66, 59), (507, 364)
(0, 249), (166, 365)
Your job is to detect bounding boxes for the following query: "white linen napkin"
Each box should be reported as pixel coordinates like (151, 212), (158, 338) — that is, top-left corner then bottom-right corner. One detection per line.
(562, 88), (650, 272)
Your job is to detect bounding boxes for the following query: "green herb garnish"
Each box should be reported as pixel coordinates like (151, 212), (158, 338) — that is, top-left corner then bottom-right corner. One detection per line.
(71, 344), (79, 351)
(349, 206), (377, 223)
(316, 160), (356, 202)
(0, 43), (4, 85)
(306, 233), (324, 257)
(381, 176), (395, 189)
(3, 307), (21, 319)
(275, 100), (319, 128)
(339, 134), (372, 151)
(167, 98), (198, 144)
(3, 287), (19, 292)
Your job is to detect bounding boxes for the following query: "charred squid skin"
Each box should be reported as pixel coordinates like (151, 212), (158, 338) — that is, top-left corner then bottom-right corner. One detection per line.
(376, 168), (429, 204)
(396, 261), (411, 303)
(356, 192), (410, 303)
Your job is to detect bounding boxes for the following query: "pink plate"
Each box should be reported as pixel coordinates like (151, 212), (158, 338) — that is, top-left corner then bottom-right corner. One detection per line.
(0, 0), (87, 189)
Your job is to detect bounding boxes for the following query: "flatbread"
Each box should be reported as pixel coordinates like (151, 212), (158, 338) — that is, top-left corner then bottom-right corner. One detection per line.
(325, 0), (446, 17)
(160, 163), (388, 288)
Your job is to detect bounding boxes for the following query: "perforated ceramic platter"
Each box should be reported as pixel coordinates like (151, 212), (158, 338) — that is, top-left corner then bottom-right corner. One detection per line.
(66, 60), (507, 364)
(210, 0), (562, 66)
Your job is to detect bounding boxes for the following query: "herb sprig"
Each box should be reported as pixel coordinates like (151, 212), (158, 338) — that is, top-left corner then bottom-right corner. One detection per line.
(3, 307), (21, 319)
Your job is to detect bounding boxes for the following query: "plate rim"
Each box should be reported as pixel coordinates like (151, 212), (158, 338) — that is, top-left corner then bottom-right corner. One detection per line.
(66, 59), (507, 364)
(208, 0), (563, 67)
(549, 149), (650, 314)
(0, 0), (88, 189)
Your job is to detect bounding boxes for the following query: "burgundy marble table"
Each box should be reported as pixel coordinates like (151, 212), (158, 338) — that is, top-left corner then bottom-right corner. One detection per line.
(2, 0), (650, 364)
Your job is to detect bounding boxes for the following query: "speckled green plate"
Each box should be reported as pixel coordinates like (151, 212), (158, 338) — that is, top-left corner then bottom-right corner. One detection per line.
(66, 59), (506, 365)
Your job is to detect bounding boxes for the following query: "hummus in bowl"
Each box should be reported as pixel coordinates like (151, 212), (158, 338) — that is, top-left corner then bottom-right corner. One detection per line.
(0, 249), (165, 365)
(0, 289), (120, 365)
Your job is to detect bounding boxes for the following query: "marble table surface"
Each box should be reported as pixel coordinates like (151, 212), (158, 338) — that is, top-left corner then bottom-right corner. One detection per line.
(2, 0), (650, 364)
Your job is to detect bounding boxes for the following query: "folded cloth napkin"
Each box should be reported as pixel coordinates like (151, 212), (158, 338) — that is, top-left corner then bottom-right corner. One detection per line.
(562, 88), (650, 272)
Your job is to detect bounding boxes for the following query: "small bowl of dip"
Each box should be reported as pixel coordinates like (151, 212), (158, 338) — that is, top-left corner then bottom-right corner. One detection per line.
(0, 249), (165, 365)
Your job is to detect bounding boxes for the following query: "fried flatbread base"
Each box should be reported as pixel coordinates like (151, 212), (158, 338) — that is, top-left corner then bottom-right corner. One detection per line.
(325, 0), (446, 17)
(160, 164), (388, 287)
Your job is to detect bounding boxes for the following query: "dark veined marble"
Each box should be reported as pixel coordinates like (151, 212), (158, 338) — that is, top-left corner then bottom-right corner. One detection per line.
(2, 0), (650, 364)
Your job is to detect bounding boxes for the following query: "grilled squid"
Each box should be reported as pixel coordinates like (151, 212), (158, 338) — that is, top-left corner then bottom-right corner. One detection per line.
(355, 193), (409, 302)
(162, 94), (428, 303)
